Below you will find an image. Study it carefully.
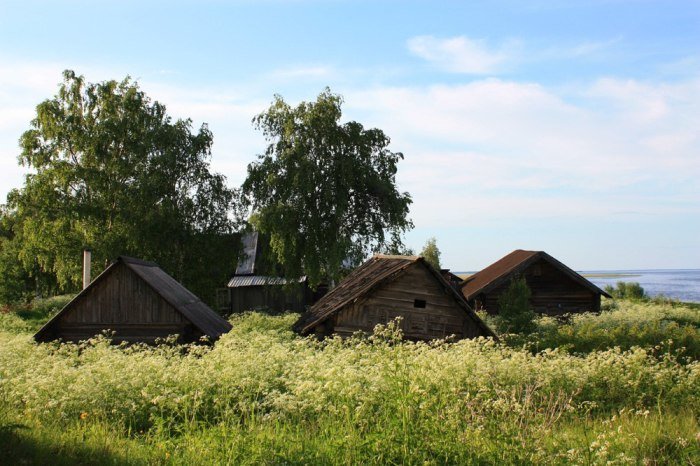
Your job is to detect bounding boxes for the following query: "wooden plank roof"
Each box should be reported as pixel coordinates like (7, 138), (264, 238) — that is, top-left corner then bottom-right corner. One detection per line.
(35, 256), (232, 342)
(293, 254), (496, 337)
(461, 249), (612, 301)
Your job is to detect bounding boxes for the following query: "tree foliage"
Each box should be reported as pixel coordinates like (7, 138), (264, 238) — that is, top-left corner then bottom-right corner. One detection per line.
(242, 89), (413, 286)
(420, 237), (441, 270)
(604, 281), (647, 301)
(495, 277), (536, 334)
(1, 70), (240, 303)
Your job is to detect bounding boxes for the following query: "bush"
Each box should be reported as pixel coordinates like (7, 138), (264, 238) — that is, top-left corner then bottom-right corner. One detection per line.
(0, 295), (72, 333)
(512, 300), (700, 359)
(604, 281), (647, 301)
(495, 277), (536, 334)
(1, 312), (699, 464)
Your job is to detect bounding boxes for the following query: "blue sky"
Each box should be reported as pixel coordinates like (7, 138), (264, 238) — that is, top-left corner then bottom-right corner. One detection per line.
(0, 0), (698, 270)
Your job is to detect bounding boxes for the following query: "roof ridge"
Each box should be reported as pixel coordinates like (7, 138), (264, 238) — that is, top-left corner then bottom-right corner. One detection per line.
(373, 254), (420, 261)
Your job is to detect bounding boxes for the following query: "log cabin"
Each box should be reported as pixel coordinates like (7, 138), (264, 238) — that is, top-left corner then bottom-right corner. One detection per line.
(34, 256), (232, 344)
(293, 255), (495, 340)
(461, 250), (611, 316)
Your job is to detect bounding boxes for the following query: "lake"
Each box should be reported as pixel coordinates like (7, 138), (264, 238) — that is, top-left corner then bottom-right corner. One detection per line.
(455, 269), (700, 304)
(583, 269), (700, 304)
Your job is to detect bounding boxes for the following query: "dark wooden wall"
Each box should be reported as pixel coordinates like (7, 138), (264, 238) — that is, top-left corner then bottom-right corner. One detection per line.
(474, 258), (601, 315)
(48, 263), (199, 343)
(228, 284), (310, 314)
(329, 263), (484, 340)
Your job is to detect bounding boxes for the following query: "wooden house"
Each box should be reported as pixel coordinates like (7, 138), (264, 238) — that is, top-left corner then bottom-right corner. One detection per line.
(218, 232), (325, 314)
(34, 256), (232, 344)
(293, 255), (495, 340)
(461, 250), (611, 315)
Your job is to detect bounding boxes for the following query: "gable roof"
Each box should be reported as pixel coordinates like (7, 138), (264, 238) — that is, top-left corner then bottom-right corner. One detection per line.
(293, 254), (496, 338)
(461, 249), (612, 301)
(35, 256), (232, 341)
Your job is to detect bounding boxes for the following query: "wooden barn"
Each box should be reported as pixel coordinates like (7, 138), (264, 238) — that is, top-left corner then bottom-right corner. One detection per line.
(293, 255), (495, 341)
(461, 250), (611, 316)
(218, 232), (324, 314)
(34, 256), (232, 344)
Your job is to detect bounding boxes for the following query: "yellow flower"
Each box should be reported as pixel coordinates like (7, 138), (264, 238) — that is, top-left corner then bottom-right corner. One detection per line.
(165, 452), (171, 460)
(79, 412), (88, 420)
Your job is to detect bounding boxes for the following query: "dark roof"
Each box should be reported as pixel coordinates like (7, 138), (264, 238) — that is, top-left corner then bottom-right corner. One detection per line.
(235, 232), (259, 275)
(35, 256), (232, 341)
(461, 249), (612, 300)
(293, 255), (495, 338)
(440, 269), (464, 289)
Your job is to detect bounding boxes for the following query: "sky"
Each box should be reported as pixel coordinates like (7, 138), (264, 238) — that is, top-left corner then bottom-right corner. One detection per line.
(0, 0), (698, 271)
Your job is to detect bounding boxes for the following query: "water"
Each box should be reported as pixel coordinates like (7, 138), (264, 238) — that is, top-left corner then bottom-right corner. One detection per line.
(583, 269), (700, 304)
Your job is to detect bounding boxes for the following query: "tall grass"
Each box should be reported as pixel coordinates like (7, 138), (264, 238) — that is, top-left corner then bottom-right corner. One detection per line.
(504, 300), (700, 358)
(0, 300), (698, 464)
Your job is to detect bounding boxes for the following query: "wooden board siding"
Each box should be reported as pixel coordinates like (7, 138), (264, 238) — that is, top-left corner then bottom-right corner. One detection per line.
(475, 258), (601, 315)
(49, 263), (191, 343)
(35, 256), (231, 344)
(333, 263), (476, 340)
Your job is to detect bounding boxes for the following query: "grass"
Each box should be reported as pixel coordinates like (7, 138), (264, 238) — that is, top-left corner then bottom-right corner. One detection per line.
(0, 294), (71, 333)
(0, 298), (698, 464)
(497, 299), (700, 359)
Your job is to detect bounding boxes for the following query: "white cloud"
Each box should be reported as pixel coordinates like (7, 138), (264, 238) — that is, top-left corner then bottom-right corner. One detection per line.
(2, 57), (698, 251)
(347, 77), (700, 227)
(407, 35), (512, 74)
(570, 37), (620, 56)
(0, 61), (268, 197)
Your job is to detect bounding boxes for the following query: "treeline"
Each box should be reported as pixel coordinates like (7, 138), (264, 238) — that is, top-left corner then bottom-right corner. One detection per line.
(0, 72), (412, 305)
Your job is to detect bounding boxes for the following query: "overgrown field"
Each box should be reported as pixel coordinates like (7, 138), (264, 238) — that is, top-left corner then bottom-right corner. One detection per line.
(0, 300), (698, 464)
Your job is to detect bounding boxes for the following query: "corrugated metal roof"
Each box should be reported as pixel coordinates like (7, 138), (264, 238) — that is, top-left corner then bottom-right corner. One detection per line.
(227, 275), (306, 288)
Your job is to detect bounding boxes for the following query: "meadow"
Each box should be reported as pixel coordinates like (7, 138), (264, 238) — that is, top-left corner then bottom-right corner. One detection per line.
(0, 298), (698, 465)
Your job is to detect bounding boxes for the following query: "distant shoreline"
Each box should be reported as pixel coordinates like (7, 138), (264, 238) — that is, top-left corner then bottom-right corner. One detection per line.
(454, 272), (642, 280)
(580, 273), (641, 279)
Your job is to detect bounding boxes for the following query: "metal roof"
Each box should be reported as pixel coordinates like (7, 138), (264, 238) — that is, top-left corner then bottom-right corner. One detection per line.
(227, 275), (306, 288)
(235, 231), (259, 275)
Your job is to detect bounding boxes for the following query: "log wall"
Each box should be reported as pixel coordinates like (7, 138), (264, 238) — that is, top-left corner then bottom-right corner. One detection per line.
(475, 258), (601, 315)
(332, 263), (483, 340)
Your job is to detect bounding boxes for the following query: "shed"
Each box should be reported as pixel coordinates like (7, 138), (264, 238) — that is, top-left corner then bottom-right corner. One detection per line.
(461, 250), (611, 315)
(218, 232), (324, 314)
(34, 256), (232, 343)
(293, 255), (495, 340)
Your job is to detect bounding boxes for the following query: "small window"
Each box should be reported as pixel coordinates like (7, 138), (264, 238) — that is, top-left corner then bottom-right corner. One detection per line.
(413, 299), (426, 308)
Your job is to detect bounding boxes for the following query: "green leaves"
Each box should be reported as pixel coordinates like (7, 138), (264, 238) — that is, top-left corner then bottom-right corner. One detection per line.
(2, 70), (240, 303)
(496, 277), (536, 334)
(420, 237), (441, 269)
(243, 89), (413, 286)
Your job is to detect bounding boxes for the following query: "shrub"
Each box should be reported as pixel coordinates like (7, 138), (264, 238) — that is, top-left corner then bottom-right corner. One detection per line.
(604, 281), (647, 301)
(495, 277), (536, 334)
(515, 300), (700, 359)
(1, 310), (699, 463)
